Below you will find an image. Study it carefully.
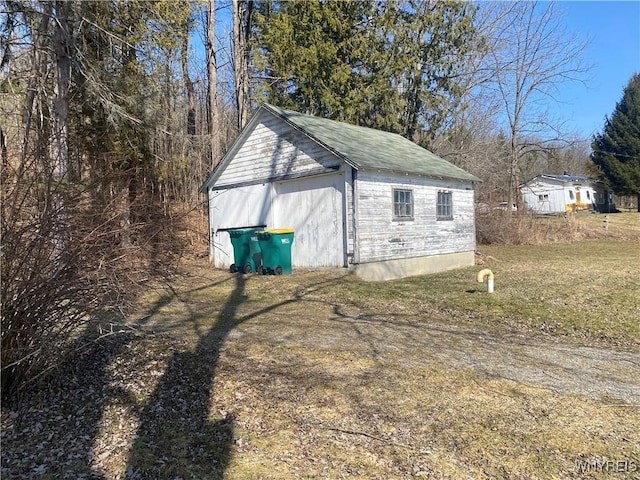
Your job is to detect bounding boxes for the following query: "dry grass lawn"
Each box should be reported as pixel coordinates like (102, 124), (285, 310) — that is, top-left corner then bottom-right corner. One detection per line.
(2, 212), (639, 479)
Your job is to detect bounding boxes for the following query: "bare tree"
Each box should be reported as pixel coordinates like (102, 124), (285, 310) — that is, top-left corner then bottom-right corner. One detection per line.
(51, 0), (72, 264)
(20, 2), (52, 163)
(232, 0), (253, 130)
(181, 31), (196, 136)
(483, 1), (590, 212)
(205, 0), (219, 164)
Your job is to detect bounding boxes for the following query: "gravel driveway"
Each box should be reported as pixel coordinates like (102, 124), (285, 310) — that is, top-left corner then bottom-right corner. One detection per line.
(237, 312), (640, 405)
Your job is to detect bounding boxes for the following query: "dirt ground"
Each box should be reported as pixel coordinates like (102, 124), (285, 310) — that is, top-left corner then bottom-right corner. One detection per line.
(239, 312), (640, 406)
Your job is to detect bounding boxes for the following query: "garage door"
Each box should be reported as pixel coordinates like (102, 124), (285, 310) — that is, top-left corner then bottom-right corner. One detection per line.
(273, 173), (345, 268)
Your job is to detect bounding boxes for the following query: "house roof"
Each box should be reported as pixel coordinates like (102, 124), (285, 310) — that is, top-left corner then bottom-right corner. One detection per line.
(541, 174), (590, 183)
(263, 104), (480, 182)
(522, 174), (601, 186)
(201, 104), (480, 192)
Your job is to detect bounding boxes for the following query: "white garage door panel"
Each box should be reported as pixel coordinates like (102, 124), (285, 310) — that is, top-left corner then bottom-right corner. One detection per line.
(211, 184), (272, 229)
(274, 174), (344, 268)
(210, 184), (273, 268)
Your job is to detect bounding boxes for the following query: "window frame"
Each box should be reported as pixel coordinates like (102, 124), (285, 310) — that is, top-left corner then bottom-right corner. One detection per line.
(436, 191), (453, 221)
(393, 188), (414, 221)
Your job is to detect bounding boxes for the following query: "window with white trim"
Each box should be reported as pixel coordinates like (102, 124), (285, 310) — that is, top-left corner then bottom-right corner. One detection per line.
(437, 191), (453, 220)
(393, 188), (413, 220)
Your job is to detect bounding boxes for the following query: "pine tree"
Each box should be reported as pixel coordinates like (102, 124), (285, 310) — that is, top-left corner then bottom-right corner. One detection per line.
(253, 0), (476, 138)
(591, 73), (640, 211)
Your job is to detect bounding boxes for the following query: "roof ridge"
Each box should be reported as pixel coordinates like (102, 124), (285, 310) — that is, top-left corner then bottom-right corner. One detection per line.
(263, 103), (402, 137)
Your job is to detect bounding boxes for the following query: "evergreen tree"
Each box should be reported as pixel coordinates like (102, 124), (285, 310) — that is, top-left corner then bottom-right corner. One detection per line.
(253, 0), (476, 138)
(591, 73), (640, 211)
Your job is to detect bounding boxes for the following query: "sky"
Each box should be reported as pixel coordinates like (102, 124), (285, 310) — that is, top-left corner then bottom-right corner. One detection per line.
(539, 1), (640, 139)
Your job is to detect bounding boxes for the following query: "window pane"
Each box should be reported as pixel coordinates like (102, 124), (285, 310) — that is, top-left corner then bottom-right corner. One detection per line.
(393, 189), (413, 219)
(437, 192), (452, 219)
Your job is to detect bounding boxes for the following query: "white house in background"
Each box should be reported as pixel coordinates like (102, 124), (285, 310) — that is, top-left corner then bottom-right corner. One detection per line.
(200, 103), (481, 281)
(521, 174), (615, 214)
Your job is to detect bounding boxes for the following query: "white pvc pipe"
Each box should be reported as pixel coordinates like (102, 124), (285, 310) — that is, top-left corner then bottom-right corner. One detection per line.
(477, 268), (495, 294)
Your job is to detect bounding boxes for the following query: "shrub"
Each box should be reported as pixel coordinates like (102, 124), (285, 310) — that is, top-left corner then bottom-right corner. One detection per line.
(1, 160), (188, 395)
(476, 211), (587, 245)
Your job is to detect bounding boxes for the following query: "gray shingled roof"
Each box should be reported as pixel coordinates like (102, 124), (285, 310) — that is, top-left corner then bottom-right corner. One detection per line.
(263, 103), (480, 183)
(541, 174), (590, 182)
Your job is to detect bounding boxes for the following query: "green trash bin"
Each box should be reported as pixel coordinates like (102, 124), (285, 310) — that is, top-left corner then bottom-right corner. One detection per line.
(257, 228), (294, 275)
(228, 228), (262, 274)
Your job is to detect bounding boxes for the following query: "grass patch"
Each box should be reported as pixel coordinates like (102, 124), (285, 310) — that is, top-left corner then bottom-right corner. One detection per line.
(275, 239), (638, 348)
(214, 338), (638, 480)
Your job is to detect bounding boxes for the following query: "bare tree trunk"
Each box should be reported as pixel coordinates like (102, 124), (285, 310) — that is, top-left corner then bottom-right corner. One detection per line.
(120, 42), (139, 249)
(21, 2), (52, 164)
(0, 127), (6, 177)
(205, 0), (219, 166)
(181, 34), (196, 136)
(53, 1), (70, 181)
(508, 128), (519, 224)
(51, 0), (72, 266)
(232, 0), (252, 130)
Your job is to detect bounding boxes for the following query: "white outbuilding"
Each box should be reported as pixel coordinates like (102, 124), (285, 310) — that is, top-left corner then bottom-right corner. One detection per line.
(200, 104), (481, 281)
(521, 174), (615, 214)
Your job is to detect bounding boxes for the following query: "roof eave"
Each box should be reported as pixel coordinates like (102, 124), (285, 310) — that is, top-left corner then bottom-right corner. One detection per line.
(360, 165), (480, 184)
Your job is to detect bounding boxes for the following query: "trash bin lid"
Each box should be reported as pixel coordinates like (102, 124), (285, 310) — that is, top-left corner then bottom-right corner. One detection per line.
(267, 228), (294, 234)
(228, 227), (264, 237)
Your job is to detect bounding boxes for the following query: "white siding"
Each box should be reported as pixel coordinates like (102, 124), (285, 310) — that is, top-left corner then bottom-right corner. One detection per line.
(215, 112), (341, 188)
(344, 168), (355, 259)
(573, 185), (596, 209)
(522, 179), (566, 213)
(355, 171), (475, 263)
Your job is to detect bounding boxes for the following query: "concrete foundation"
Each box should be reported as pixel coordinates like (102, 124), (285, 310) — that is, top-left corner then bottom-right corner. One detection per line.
(351, 251), (475, 281)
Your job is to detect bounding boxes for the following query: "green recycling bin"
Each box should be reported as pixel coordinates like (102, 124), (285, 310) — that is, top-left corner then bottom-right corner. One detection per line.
(257, 228), (294, 275)
(228, 228), (262, 274)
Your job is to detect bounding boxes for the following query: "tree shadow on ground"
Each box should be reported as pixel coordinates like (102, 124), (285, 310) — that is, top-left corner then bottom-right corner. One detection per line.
(1, 274), (233, 479)
(2, 271), (344, 479)
(124, 272), (346, 479)
(124, 274), (248, 479)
